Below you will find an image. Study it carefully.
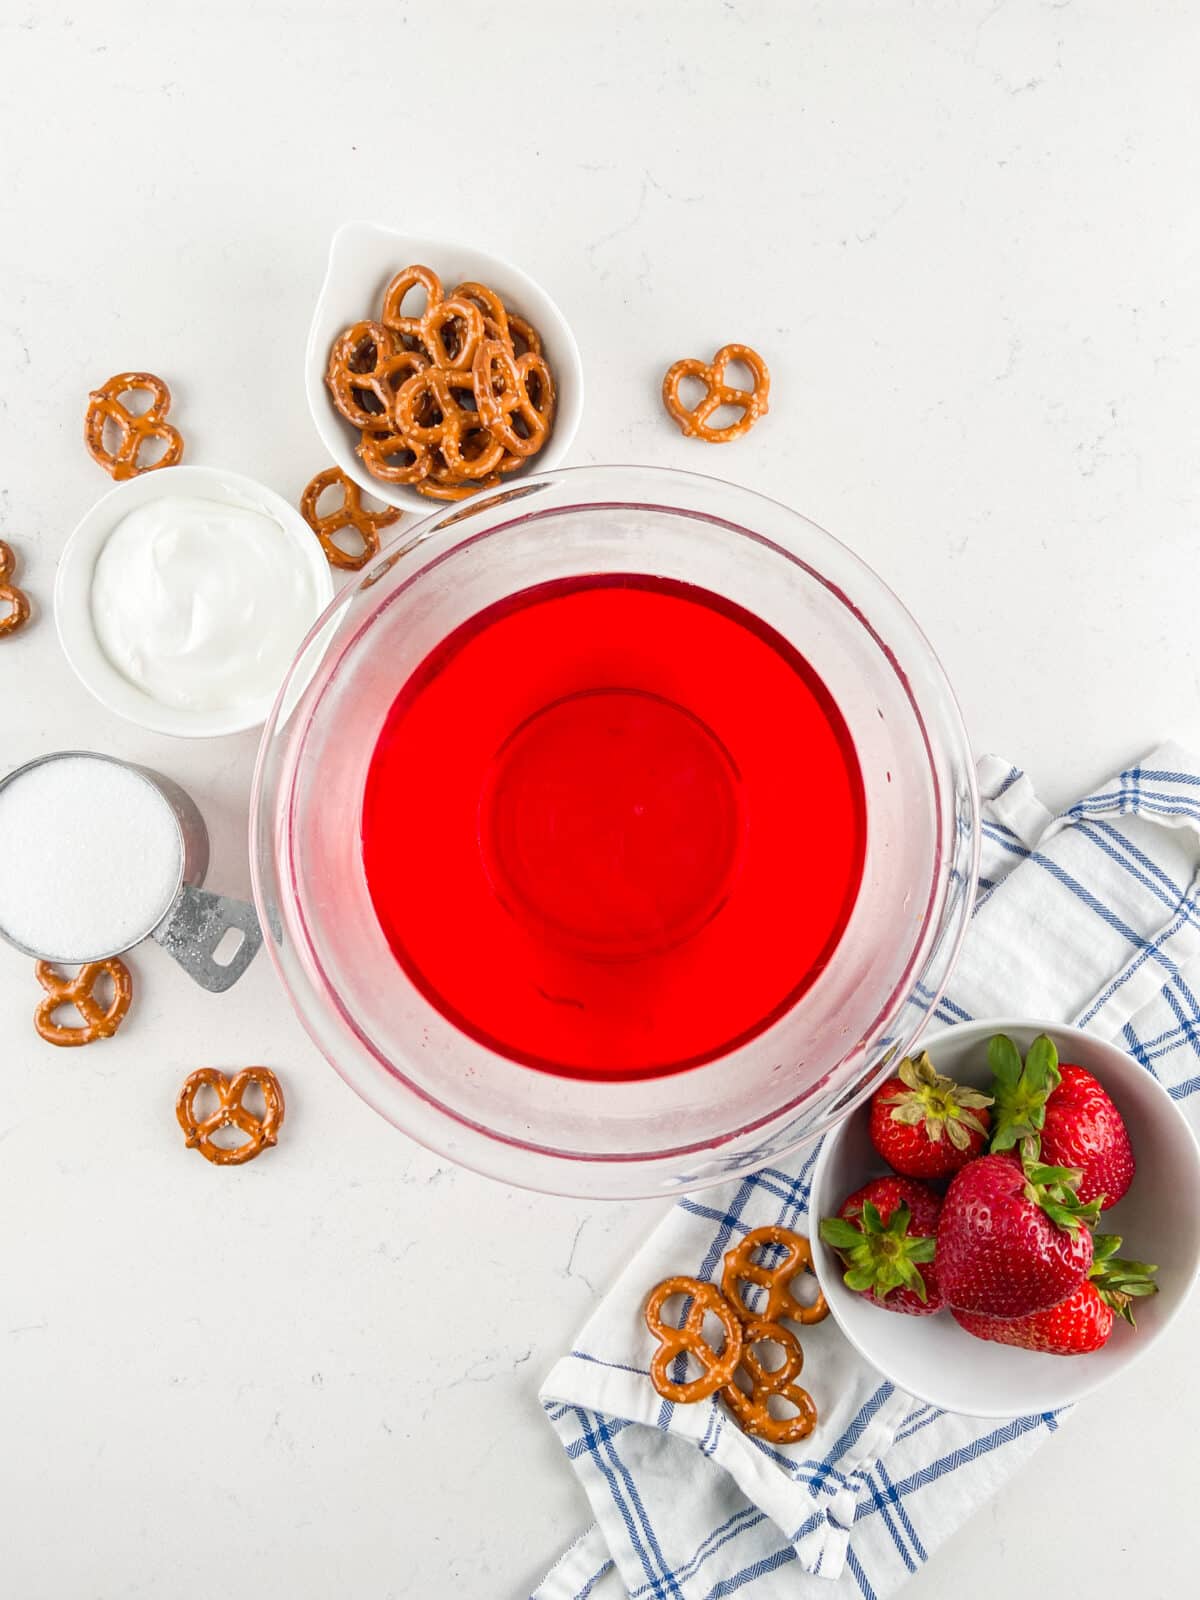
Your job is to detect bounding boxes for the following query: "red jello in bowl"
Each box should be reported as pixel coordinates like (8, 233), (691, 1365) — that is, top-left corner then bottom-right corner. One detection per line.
(251, 466), (977, 1196)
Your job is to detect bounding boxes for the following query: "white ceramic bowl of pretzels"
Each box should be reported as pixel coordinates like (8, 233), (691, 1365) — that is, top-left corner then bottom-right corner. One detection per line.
(305, 221), (584, 515)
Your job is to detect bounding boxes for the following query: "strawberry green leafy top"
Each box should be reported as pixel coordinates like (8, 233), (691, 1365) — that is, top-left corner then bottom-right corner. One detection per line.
(881, 1051), (994, 1150)
(988, 1032), (1061, 1158)
(1089, 1233), (1159, 1327)
(819, 1202), (937, 1303)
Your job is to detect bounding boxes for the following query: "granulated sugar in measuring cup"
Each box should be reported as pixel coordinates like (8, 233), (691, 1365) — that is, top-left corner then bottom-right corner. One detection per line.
(0, 751), (261, 989)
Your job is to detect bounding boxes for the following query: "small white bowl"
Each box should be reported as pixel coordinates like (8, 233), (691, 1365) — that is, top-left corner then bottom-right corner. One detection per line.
(55, 465), (334, 738)
(810, 1018), (1200, 1417)
(305, 220), (584, 514)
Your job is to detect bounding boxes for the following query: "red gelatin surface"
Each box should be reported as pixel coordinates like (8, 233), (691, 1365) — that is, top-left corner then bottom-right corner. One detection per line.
(361, 574), (866, 1079)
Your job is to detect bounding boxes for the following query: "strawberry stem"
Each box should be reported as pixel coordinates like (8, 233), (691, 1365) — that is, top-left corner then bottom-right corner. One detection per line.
(1089, 1234), (1159, 1326)
(989, 1032), (1062, 1156)
(1021, 1159), (1103, 1232)
(820, 1202), (936, 1303)
(881, 1051), (993, 1150)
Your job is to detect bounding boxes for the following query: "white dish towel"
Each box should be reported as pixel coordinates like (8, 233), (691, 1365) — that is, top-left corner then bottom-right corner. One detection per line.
(533, 742), (1200, 1599)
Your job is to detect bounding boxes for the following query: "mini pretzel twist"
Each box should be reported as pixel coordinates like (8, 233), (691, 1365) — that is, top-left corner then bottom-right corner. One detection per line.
(357, 428), (432, 487)
(299, 466), (403, 570)
(721, 1319), (819, 1445)
(84, 372), (184, 479)
(34, 959), (132, 1047)
(0, 540), (31, 638)
(451, 280), (510, 344)
(326, 321), (406, 428)
(380, 264), (444, 336)
(722, 1226), (830, 1328)
(381, 265), (486, 371)
(644, 1275), (744, 1404)
(506, 313), (542, 358)
(176, 1067), (285, 1166)
(662, 344), (770, 443)
(386, 367), (511, 496)
(391, 366), (479, 446)
(435, 423), (508, 481)
(472, 341), (556, 459)
(411, 471), (505, 502)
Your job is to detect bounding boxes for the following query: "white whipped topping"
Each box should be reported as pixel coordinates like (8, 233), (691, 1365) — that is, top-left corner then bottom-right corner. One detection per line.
(90, 495), (323, 713)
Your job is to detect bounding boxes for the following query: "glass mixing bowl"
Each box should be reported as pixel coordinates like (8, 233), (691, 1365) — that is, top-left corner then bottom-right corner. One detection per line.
(251, 466), (977, 1197)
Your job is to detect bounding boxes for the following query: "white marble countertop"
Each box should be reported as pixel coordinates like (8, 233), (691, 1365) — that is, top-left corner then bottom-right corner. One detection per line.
(3, 2), (1199, 1594)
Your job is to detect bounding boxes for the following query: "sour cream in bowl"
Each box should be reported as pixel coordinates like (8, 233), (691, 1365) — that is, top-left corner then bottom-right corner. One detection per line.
(57, 466), (334, 737)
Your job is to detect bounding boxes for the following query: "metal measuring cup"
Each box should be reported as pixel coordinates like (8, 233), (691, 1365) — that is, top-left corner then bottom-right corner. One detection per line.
(0, 751), (262, 992)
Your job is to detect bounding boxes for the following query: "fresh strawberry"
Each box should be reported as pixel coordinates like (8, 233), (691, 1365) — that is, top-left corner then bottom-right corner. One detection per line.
(868, 1051), (993, 1179)
(1040, 1065), (1134, 1207)
(952, 1234), (1158, 1355)
(935, 1153), (1100, 1317)
(988, 1033), (1134, 1206)
(819, 1176), (943, 1315)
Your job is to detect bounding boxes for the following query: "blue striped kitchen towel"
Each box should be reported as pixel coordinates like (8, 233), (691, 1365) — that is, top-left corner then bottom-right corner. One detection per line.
(533, 742), (1200, 1599)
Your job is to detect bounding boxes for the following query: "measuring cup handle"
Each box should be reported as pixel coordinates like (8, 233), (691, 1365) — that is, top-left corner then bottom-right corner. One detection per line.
(151, 885), (263, 993)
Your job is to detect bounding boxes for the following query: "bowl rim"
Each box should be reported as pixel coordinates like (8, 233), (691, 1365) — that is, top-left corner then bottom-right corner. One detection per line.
(303, 219), (585, 515)
(810, 1015), (1200, 1416)
(54, 463), (335, 738)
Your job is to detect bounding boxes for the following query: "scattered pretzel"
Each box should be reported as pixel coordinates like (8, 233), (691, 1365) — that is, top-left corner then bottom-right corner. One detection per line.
(0, 540), (31, 638)
(84, 372), (184, 479)
(721, 1319), (819, 1445)
(34, 958), (132, 1047)
(326, 264), (555, 502)
(176, 1067), (285, 1166)
(662, 344), (770, 443)
(643, 1229), (826, 1443)
(722, 1226), (830, 1328)
(299, 466), (403, 571)
(645, 1276), (744, 1404)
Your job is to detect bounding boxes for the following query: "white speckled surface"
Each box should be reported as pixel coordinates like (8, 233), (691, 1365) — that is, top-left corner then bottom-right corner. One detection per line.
(2, 2), (1199, 1594)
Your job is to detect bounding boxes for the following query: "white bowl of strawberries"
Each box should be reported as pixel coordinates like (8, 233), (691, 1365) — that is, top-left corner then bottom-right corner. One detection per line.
(811, 1019), (1200, 1417)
